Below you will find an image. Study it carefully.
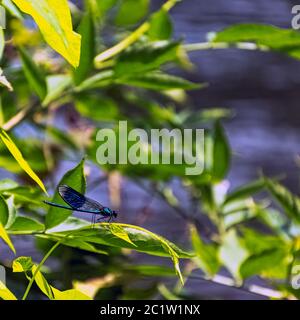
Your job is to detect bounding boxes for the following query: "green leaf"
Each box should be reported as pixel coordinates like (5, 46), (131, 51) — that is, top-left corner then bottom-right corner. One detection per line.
(75, 93), (118, 121)
(61, 237), (108, 255)
(127, 264), (176, 277)
(5, 196), (16, 229)
(148, 9), (173, 40)
(219, 229), (248, 281)
(265, 178), (300, 223)
(0, 195), (9, 226)
(0, 128), (47, 194)
(240, 228), (291, 279)
(8, 216), (44, 234)
(214, 23), (300, 60)
(211, 121), (231, 181)
(46, 223), (192, 283)
(223, 179), (265, 205)
(190, 225), (219, 275)
(45, 159), (86, 229)
(42, 74), (72, 106)
(240, 248), (288, 279)
(118, 71), (203, 91)
(75, 70), (114, 91)
(114, 41), (180, 77)
(0, 223), (16, 254)
(12, 0), (81, 67)
(73, 8), (95, 84)
(115, 0), (149, 26)
(0, 281), (17, 300)
(12, 256), (34, 272)
(18, 46), (47, 100)
(13, 257), (54, 299)
(96, 0), (117, 14)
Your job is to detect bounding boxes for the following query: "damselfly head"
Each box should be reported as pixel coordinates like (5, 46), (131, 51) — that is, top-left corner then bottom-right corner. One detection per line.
(112, 210), (118, 218)
(103, 207), (118, 219)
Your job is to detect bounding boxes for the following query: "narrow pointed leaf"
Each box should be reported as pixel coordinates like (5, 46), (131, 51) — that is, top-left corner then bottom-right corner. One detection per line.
(0, 129), (47, 194)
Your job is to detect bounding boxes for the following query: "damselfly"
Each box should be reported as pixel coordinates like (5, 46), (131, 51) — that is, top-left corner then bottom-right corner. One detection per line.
(44, 185), (118, 224)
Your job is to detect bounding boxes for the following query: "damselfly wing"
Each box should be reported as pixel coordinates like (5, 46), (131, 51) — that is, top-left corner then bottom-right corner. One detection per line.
(43, 185), (118, 223)
(58, 185), (104, 213)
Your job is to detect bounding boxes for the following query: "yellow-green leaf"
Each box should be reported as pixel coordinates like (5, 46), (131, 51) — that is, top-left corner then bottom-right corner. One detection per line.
(108, 224), (137, 246)
(32, 265), (54, 299)
(12, 256), (33, 272)
(0, 281), (17, 300)
(52, 287), (92, 300)
(0, 223), (16, 254)
(12, 0), (81, 67)
(0, 129), (47, 194)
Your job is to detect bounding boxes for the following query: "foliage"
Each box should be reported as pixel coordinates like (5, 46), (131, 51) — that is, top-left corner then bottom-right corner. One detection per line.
(0, 0), (299, 300)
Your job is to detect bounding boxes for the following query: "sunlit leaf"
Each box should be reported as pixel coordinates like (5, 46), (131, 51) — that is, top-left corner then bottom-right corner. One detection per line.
(0, 223), (16, 254)
(12, 256), (34, 272)
(32, 265), (54, 299)
(0, 281), (17, 300)
(12, 0), (81, 67)
(107, 224), (136, 246)
(52, 287), (92, 300)
(0, 129), (47, 194)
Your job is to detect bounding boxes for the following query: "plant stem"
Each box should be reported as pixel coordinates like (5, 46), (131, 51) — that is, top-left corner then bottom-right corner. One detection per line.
(94, 0), (180, 66)
(22, 239), (63, 300)
(184, 42), (269, 52)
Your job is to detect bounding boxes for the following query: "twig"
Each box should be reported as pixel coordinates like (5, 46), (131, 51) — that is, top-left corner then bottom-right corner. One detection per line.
(2, 101), (40, 131)
(188, 274), (285, 299)
(94, 0), (180, 66)
(184, 41), (269, 53)
(134, 179), (190, 221)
